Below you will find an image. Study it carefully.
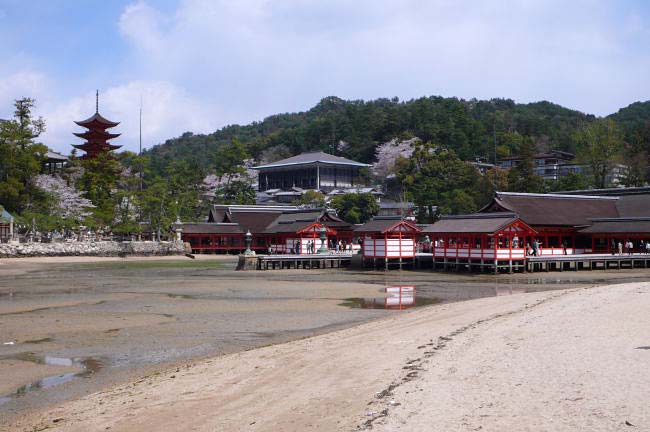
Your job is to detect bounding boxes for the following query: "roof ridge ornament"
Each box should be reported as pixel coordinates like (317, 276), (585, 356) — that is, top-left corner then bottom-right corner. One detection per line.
(96, 90), (99, 113)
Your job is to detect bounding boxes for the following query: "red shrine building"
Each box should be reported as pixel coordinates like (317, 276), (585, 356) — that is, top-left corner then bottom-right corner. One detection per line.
(72, 92), (122, 159)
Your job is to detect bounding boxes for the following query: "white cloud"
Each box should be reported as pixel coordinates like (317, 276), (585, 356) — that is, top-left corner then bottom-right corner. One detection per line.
(4, 0), (650, 155)
(0, 71), (50, 119)
(114, 0), (650, 119)
(41, 80), (220, 154)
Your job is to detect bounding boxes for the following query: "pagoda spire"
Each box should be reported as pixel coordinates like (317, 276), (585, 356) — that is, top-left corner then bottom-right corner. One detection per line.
(72, 91), (121, 159)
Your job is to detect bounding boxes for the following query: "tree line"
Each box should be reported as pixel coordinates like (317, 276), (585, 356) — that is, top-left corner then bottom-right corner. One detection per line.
(1, 95), (649, 234)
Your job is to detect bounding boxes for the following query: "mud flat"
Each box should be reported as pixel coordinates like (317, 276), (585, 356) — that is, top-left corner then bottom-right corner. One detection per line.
(1, 256), (650, 430)
(7, 282), (650, 431)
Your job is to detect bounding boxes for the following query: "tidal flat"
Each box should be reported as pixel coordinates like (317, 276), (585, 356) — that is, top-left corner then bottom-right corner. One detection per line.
(1, 255), (649, 422)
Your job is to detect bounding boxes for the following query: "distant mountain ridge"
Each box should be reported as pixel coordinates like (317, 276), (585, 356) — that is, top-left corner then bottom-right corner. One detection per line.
(144, 96), (650, 176)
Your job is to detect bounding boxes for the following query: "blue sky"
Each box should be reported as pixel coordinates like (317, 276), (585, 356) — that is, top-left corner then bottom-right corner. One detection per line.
(1, 0), (649, 154)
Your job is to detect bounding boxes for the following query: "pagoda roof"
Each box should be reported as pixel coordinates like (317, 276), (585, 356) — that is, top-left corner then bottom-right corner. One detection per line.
(75, 112), (119, 128)
(73, 143), (122, 151)
(74, 130), (121, 140)
(252, 151), (370, 170)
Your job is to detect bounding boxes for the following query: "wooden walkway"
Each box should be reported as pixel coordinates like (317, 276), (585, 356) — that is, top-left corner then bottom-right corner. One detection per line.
(257, 253), (352, 270)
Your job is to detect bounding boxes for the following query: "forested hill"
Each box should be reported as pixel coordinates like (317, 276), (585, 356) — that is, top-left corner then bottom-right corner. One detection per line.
(144, 95), (649, 175)
(608, 101), (650, 140)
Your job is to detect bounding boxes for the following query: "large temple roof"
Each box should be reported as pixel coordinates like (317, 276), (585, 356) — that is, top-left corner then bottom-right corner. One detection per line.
(252, 151), (370, 170)
(481, 192), (619, 227)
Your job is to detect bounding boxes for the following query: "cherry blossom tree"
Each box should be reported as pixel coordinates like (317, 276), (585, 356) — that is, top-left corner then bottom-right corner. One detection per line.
(34, 174), (94, 224)
(373, 137), (419, 179)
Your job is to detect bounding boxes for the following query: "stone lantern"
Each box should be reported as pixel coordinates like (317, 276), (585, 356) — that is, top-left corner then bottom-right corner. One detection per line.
(317, 225), (328, 254)
(244, 230), (254, 255)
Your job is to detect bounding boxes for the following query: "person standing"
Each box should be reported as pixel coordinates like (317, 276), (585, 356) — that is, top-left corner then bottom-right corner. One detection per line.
(532, 239), (538, 257)
(617, 241), (623, 255)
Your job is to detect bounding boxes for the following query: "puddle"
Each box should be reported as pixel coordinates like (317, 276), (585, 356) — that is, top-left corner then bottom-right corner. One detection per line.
(166, 293), (197, 299)
(0, 353), (104, 405)
(339, 286), (440, 310)
(22, 337), (53, 344)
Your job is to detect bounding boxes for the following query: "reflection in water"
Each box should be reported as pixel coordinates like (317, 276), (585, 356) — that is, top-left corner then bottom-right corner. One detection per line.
(340, 286), (440, 310)
(0, 353), (103, 405)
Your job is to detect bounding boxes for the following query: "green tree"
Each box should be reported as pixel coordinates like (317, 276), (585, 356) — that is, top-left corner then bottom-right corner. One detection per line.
(215, 180), (256, 205)
(547, 172), (591, 192)
(396, 143), (481, 221)
(77, 153), (121, 230)
(329, 193), (379, 224)
(0, 98), (48, 213)
(506, 137), (544, 193)
(214, 138), (249, 183)
(574, 118), (624, 188)
(292, 190), (325, 208)
(621, 128), (649, 187)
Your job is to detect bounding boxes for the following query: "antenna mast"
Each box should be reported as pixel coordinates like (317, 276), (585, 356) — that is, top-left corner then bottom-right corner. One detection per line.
(139, 96), (143, 192)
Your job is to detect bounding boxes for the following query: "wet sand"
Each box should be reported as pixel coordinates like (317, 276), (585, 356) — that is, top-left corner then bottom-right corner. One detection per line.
(1, 256), (650, 429)
(8, 282), (650, 431)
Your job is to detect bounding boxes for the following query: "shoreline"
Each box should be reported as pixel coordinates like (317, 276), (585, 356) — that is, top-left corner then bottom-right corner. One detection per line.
(7, 281), (649, 431)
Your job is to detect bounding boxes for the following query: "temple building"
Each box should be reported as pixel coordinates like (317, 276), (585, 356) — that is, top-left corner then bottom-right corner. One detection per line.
(72, 91), (121, 159)
(252, 151), (370, 193)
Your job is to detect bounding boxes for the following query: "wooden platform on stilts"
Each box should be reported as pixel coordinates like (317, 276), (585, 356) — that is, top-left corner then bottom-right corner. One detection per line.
(415, 252), (650, 273)
(526, 253), (650, 272)
(257, 253), (352, 270)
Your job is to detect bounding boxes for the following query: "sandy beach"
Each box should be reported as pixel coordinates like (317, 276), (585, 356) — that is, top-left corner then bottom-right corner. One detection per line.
(4, 278), (649, 431)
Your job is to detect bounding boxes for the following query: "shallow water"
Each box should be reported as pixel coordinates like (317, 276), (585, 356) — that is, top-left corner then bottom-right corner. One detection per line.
(1, 257), (649, 418)
(0, 354), (103, 405)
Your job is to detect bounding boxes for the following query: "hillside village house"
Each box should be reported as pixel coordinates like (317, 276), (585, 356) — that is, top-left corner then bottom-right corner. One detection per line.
(498, 150), (626, 185)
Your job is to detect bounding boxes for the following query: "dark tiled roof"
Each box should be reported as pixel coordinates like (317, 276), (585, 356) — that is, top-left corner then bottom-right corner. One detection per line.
(181, 223), (243, 234)
(482, 192), (619, 226)
(615, 195), (650, 217)
(579, 218), (650, 234)
(253, 151), (370, 169)
(354, 218), (421, 234)
(263, 209), (352, 234)
(229, 211), (283, 232)
(45, 151), (69, 162)
(208, 208), (227, 223)
(263, 221), (318, 234)
(263, 210), (322, 233)
(422, 214), (524, 234)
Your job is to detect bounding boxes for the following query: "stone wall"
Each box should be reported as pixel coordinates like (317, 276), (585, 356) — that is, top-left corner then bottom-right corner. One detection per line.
(0, 241), (185, 258)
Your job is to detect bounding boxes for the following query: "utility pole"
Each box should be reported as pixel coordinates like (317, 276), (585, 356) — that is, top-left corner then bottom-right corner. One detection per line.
(493, 120), (497, 165)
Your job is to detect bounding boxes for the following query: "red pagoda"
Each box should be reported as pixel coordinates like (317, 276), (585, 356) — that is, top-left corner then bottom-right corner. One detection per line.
(72, 91), (121, 159)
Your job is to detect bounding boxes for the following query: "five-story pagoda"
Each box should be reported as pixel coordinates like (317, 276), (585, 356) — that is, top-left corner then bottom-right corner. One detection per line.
(72, 91), (121, 159)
